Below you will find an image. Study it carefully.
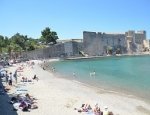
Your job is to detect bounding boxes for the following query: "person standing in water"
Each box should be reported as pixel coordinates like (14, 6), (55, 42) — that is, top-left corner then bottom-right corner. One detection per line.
(90, 70), (96, 77)
(73, 72), (77, 79)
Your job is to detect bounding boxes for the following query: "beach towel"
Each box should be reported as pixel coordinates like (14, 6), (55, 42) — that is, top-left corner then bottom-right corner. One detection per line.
(15, 88), (28, 94)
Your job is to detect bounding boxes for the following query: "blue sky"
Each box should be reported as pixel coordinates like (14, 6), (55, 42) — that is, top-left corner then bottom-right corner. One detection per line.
(0, 0), (150, 39)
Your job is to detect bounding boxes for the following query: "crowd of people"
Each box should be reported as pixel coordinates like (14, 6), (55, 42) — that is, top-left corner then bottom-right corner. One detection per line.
(0, 61), (39, 113)
(10, 93), (38, 112)
(1, 59), (116, 115)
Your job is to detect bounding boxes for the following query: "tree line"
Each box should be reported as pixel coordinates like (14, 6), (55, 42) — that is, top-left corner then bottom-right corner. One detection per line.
(0, 27), (59, 59)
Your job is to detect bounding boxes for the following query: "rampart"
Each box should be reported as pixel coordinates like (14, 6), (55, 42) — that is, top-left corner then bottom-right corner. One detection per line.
(83, 30), (147, 56)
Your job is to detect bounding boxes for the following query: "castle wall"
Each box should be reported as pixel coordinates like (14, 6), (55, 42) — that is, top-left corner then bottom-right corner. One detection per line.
(83, 30), (147, 56)
(22, 30), (147, 58)
(64, 42), (73, 56)
(135, 31), (146, 44)
(72, 41), (83, 56)
(22, 40), (82, 59)
(83, 31), (100, 56)
(83, 31), (127, 56)
(143, 40), (149, 49)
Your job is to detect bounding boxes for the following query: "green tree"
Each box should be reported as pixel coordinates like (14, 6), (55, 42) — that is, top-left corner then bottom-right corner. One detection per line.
(41, 27), (59, 44)
(25, 38), (37, 51)
(7, 44), (13, 58)
(4, 36), (10, 46)
(10, 33), (26, 50)
(0, 35), (5, 53)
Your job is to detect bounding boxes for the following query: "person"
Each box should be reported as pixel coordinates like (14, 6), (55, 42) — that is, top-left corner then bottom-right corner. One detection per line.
(93, 103), (102, 115)
(19, 101), (29, 112)
(75, 103), (92, 113)
(22, 77), (25, 82)
(32, 75), (39, 81)
(21, 77), (28, 82)
(5, 71), (9, 84)
(73, 72), (76, 78)
(43, 67), (45, 70)
(93, 70), (96, 76)
(90, 70), (96, 77)
(51, 67), (55, 72)
(103, 106), (109, 115)
(8, 72), (13, 86)
(24, 93), (34, 104)
(82, 103), (91, 111)
(13, 70), (17, 83)
(10, 94), (22, 104)
(108, 111), (114, 115)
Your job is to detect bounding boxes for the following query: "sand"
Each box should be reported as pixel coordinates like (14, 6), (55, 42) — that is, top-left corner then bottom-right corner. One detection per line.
(4, 60), (150, 115)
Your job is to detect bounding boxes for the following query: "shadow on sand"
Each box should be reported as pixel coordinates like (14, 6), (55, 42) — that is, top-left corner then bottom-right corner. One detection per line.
(0, 78), (18, 115)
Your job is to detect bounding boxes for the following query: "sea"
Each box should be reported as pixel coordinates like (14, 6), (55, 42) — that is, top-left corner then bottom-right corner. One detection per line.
(49, 55), (150, 102)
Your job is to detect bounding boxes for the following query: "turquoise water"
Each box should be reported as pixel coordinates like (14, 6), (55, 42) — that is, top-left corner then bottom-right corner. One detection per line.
(50, 55), (150, 102)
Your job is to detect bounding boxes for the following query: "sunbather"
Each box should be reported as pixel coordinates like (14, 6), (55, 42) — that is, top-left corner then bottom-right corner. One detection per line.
(24, 93), (35, 104)
(93, 103), (102, 115)
(75, 103), (92, 113)
(12, 94), (38, 111)
(10, 94), (22, 104)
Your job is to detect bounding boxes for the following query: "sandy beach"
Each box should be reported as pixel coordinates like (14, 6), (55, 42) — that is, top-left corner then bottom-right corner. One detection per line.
(3, 59), (150, 115)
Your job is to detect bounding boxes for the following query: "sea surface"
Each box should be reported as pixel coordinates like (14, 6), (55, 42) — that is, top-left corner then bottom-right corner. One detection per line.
(49, 55), (150, 102)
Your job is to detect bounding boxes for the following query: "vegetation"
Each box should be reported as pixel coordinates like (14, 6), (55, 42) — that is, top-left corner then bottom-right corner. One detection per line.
(40, 27), (58, 44)
(0, 27), (59, 59)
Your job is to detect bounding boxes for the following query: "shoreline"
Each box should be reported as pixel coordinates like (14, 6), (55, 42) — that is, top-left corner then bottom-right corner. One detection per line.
(64, 52), (150, 60)
(45, 56), (150, 105)
(2, 59), (150, 115)
(35, 62), (150, 115)
(41, 59), (150, 114)
(50, 70), (150, 105)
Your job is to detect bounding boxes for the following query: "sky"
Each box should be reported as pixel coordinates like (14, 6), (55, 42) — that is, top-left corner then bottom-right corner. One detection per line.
(0, 0), (150, 39)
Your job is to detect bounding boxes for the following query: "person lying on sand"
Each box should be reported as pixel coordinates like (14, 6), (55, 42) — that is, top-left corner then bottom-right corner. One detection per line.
(10, 94), (22, 104)
(74, 103), (92, 112)
(21, 77), (32, 82)
(24, 93), (37, 104)
(11, 93), (38, 111)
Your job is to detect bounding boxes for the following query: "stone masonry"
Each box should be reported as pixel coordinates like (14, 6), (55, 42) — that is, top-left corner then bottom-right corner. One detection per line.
(83, 30), (147, 56)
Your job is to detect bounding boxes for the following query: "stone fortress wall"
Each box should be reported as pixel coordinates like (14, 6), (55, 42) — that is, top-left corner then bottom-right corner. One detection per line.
(83, 30), (147, 56)
(22, 39), (83, 59)
(22, 30), (149, 59)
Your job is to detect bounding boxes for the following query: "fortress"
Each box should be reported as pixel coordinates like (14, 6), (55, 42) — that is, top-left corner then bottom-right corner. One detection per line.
(83, 30), (149, 56)
(22, 30), (149, 59)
